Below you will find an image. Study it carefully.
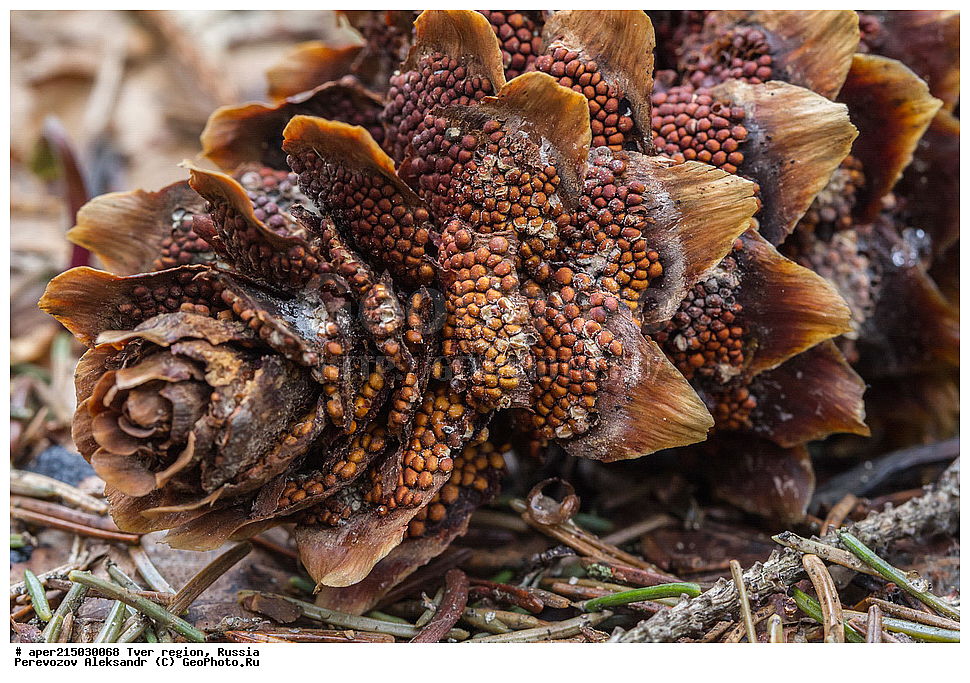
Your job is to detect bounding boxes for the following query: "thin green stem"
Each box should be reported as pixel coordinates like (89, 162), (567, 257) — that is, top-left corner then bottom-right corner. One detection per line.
(93, 601), (127, 643)
(24, 569), (53, 622)
(838, 531), (960, 621)
(792, 587), (864, 643)
(68, 571), (205, 643)
(583, 582), (701, 612)
(287, 576), (316, 595)
(41, 582), (88, 642)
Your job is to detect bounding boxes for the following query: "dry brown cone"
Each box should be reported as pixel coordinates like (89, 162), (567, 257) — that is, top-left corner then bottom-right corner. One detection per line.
(42, 10), (773, 593)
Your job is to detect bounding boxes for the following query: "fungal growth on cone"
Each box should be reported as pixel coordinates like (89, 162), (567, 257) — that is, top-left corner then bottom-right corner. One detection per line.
(39, 9), (957, 602)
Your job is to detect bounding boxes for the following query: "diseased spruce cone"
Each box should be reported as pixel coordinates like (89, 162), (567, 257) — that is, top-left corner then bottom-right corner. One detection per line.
(42, 10), (956, 599)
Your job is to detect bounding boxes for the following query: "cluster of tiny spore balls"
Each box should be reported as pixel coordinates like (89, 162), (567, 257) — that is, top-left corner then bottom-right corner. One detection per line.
(681, 24), (774, 88)
(383, 53), (497, 162)
(651, 86), (749, 175)
(534, 47), (638, 151)
(479, 10), (545, 79)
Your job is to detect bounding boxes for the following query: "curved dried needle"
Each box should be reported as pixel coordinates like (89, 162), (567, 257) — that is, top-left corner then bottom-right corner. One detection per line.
(729, 559), (757, 642)
(802, 554), (845, 642)
(238, 590), (469, 640)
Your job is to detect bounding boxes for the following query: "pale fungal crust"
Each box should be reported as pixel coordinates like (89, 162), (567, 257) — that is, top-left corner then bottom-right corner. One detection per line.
(67, 182), (205, 276)
(541, 9), (656, 150)
(746, 341), (869, 448)
(561, 309), (714, 463)
(837, 54), (943, 224)
(712, 80), (858, 245)
(474, 72), (592, 201)
(265, 42), (362, 101)
(718, 9), (860, 99)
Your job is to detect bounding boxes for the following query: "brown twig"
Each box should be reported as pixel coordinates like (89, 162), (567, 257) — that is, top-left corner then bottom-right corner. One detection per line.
(862, 597), (960, 631)
(467, 578), (544, 613)
(10, 507), (140, 543)
(410, 570), (469, 642)
(10, 470), (108, 515)
(723, 605), (774, 643)
(581, 557), (684, 587)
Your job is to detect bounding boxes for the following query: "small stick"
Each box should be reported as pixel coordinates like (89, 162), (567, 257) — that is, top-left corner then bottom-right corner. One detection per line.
(411, 570), (469, 643)
(865, 605), (882, 643)
(863, 597), (961, 630)
(699, 621), (733, 643)
(583, 582), (701, 612)
(729, 559), (757, 643)
(802, 554), (845, 643)
(414, 587), (444, 628)
(723, 605), (774, 643)
(771, 531), (880, 577)
(767, 614), (784, 643)
(11, 507), (140, 543)
(580, 557), (684, 587)
(42, 582), (89, 642)
(225, 628), (395, 644)
(10, 470), (108, 515)
(467, 578), (544, 613)
(23, 569), (53, 622)
(460, 608), (511, 634)
(68, 571), (205, 643)
(822, 493), (858, 535)
(464, 607), (547, 630)
(466, 611), (613, 643)
(601, 514), (676, 546)
(521, 585), (572, 609)
(838, 531), (959, 621)
(12, 497), (121, 532)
